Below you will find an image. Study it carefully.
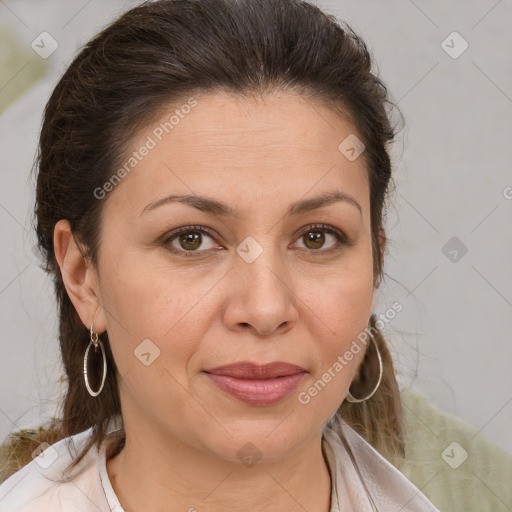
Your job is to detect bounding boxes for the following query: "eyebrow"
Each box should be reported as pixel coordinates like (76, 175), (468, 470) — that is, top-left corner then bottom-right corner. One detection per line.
(140, 190), (362, 218)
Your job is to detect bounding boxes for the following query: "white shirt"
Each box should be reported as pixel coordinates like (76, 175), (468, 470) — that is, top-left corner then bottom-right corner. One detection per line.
(0, 416), (439, 511)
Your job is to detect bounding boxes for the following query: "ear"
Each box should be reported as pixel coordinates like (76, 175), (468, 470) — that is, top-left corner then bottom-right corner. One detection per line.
(53, 219), (107, 333)
(374, 226), (386, 289)
(371, 227), (386, 312)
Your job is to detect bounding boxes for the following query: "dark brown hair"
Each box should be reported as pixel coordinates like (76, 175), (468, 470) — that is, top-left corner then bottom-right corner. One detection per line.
(1, 0), (404, 483)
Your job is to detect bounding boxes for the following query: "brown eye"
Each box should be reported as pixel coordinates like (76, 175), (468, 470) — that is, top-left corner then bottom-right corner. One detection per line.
(178, 231), (202, 251)
(163, 226), (221, 257)
(294, 224), (349, 253)
(302, 230), (326, 250)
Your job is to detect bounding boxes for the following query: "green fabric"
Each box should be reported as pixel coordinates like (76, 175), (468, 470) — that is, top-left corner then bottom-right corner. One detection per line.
(396, 388), (512, 512)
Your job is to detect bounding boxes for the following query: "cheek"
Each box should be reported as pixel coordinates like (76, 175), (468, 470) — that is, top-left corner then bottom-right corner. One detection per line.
(301, 246), (375, 333)
(296, 289), (371, 421)
(98, 258), (213, 421)
(296, 248), (374, 400)
(97, 250), (209, 373)
(312, 279), (372, 381)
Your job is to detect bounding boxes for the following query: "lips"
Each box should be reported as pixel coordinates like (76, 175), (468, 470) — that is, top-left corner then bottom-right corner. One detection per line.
(203, 361), (306, 406)
(203, 361), (306, 379)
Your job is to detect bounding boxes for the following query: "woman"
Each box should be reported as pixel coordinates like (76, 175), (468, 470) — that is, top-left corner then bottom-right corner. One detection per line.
(0, 0), (439, 510)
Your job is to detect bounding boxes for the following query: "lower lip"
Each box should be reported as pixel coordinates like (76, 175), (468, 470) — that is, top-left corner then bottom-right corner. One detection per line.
(204, 372), (305, 406)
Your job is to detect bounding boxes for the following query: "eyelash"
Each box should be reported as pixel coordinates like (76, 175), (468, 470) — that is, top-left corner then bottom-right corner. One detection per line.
(162, 224), (351, 258)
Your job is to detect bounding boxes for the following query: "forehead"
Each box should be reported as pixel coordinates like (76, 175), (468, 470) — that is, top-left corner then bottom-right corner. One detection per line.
(156, 90), (359, 154)
(103, 90), (370, 217)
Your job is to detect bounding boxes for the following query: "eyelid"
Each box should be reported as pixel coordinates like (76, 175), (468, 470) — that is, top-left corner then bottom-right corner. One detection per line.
(162, 223), (353, 257)
(294, 223), (349, 241)
(161, 225), (222, 257)
(291, 223), (353, 252)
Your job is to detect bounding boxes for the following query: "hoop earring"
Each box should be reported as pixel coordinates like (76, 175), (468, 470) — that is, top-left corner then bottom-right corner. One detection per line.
(345, 330), (383, 403)
(84, 323), (107, 397)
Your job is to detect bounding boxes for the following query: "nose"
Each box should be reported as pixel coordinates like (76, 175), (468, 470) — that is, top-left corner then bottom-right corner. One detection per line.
(222, 242), (299, 337)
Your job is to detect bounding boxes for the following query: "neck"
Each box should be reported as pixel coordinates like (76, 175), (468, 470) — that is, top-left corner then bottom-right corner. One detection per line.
(105, 424), (332, 512)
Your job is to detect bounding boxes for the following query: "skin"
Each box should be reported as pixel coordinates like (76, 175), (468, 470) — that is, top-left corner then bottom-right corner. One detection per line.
(54, 90), (380, 512)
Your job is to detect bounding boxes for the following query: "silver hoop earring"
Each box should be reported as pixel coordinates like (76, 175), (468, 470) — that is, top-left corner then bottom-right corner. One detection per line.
(84, 323), (107, 397)
(345, 331), (383, 403)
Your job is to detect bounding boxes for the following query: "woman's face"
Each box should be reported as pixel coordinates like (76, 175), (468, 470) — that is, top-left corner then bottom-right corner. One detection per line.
(80, 90), (377, 462)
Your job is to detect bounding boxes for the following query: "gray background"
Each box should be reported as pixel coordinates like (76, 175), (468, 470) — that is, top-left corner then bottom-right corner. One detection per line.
(1, 0), (511, 454)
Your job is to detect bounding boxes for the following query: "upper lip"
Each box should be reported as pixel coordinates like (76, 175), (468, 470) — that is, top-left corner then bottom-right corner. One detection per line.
(203, 361), (306, 379)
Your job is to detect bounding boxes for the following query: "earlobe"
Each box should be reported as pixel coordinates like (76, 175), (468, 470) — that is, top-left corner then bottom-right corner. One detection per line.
(53, 219), (106, 333)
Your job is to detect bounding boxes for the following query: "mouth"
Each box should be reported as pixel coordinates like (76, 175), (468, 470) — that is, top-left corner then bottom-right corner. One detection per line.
(203, 361), (306, 406)
(204, 361), (306, 379)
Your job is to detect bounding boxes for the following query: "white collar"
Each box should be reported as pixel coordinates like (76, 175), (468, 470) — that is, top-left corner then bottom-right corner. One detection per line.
(322, 421), (439, 511)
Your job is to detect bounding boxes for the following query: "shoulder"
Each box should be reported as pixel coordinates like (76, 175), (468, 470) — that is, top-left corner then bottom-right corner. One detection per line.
(398, 388), (512, 512)
(0, 427), (108, 512)
(323, 421), (439, 512)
